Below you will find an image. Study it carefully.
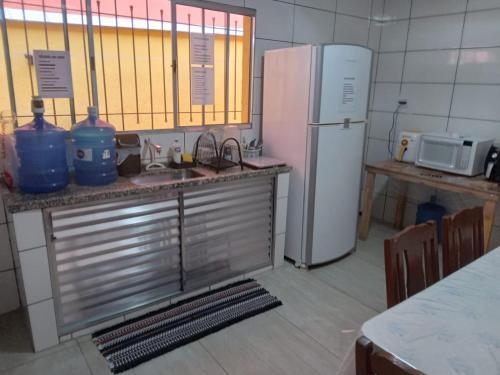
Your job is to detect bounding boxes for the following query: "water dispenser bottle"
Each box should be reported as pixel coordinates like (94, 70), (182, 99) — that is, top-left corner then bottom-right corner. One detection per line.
(72, 106), (117, 186)
(15, 96), (69, 193)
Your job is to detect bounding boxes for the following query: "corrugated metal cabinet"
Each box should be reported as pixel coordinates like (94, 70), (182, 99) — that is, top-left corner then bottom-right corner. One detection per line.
(46, 193), (182, 334)
(183, 176), (274, 290)
(46, 176), (274, 334)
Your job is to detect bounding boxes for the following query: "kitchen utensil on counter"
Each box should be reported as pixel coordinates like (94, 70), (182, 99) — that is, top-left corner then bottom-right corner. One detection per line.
(116, 133), (141, 176)
(395, 131), (421, 163)
(241, 137), (262, 158)
(72, 106), (117, 186)
(194, 132), (243, 173)
(170, 139), (182, 165)
(1, 110), (17, 189)
(243, 147), (262, 158)
(193, 131), (219, 165)
(213, 137), (244, 173)
(485, 145), (500, 183)
(142, 138), (165, 171)
(243, 156), (285, 169)
(2, 134), (17, 189)
(15, 96), (69, 193)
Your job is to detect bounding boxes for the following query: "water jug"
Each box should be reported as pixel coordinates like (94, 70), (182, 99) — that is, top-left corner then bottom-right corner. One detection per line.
(15, 97), (69, 193)
(72, 106), (117, 186)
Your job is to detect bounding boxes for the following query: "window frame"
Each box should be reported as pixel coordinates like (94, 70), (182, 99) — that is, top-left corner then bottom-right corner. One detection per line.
(0, 0), (256, 132)
(171, 0), (256, 132)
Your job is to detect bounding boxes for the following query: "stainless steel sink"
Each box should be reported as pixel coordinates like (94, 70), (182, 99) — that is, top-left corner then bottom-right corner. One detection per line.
(130, 169), (205, 185)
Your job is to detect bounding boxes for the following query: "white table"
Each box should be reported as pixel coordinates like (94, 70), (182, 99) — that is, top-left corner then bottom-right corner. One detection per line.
(360, 247), (500, 375)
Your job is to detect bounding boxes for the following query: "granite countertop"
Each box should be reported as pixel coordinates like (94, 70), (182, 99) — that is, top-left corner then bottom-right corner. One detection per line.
(2, 165), (291, 213)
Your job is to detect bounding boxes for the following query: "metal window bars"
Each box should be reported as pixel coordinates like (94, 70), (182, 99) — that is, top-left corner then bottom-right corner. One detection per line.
(0, 0), (255, 131)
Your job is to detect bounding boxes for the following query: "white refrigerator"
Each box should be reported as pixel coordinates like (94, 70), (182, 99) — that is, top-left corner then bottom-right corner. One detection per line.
(262, 44), (372, 267)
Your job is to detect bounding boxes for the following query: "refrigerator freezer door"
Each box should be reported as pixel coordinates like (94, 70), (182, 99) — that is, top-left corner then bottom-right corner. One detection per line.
(311, 45), (372, 125)
(305, 123), (365, 265)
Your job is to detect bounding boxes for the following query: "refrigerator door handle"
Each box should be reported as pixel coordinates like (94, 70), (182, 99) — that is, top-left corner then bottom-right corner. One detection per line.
(343, 118), (351, 129)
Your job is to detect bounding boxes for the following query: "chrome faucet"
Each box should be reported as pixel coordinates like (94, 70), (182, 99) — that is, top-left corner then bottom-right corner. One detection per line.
(142, 138), (166, 171)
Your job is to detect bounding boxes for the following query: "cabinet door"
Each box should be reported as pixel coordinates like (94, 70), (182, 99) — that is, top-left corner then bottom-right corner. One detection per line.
(182, 176), (274, 290)
(47, 194), (181, 335)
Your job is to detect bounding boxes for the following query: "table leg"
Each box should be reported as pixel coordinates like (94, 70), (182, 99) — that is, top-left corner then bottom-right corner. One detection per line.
(483, 200), (496, 250)
(394, 181), (408, 230)
(359, 171), (376, 241)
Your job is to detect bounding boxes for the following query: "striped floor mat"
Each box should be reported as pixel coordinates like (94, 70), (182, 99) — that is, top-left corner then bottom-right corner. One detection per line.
(92, 279), (282, 373)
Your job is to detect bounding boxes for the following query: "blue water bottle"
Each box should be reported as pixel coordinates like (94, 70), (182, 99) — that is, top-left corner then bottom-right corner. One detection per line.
(72, 106), (117, 186)
(15, 96), (69, 193)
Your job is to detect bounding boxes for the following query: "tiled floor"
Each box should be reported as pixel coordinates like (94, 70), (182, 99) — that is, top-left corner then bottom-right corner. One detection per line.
(0, 222), (396, 375)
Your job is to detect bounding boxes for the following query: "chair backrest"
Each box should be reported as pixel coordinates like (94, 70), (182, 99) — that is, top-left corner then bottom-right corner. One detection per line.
(384, 221), (439, 308)
(442, 206), (484, 277)
(356, 336), (425, 375)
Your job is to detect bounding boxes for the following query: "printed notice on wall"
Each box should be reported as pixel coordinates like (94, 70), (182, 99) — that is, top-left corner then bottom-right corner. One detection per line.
(191, 67), (214, 105)
(340, 62), (357, 113)
(190, 34), (214, 65)
(34, 50), (73, 98)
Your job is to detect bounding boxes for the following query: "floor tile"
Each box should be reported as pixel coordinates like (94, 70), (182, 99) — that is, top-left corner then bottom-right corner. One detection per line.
(0, 309), (76, 374)
(133, 342), (228, 375)
(257, 264), (378, 360)
(355, 237), (385, 269)
(200, 311), (341, 375)
(311, 254), (387, 312)
(1, 345), (90, 375)
(77, 339), (116, 375)
(78, 338), (226, 375)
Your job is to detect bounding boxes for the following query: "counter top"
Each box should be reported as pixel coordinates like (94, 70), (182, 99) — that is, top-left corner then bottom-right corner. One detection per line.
(361, 247), (500, 375)
(2, 165), (291, 213)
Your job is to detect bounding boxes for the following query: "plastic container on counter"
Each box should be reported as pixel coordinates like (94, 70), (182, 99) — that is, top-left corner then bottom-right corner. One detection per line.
(71, 106), (117, 186)
(15, 96), (69, 194)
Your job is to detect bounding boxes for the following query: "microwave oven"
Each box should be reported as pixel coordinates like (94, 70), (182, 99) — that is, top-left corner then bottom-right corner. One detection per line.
(415, 133), (494, 176)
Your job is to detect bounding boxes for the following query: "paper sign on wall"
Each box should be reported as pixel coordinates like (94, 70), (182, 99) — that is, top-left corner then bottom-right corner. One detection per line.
(190, 34), (214, 65)
(34, 50), (74, 98)
(191, 67), (214, 105)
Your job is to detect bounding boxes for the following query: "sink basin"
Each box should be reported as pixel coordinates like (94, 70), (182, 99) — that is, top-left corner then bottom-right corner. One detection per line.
(130, 169), (205, 185)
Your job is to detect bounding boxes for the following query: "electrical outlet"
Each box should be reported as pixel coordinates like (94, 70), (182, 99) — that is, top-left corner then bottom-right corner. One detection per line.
(398, 97), (408, 106)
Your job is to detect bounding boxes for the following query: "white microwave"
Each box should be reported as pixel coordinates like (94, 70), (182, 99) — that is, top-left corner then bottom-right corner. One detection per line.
(416, 133), (494, 176)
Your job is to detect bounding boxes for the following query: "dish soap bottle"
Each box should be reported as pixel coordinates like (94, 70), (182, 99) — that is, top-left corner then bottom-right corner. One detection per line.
(15, 96), (69, 193)
(71, 106), (117, 186)
(171, 139), (182, 165)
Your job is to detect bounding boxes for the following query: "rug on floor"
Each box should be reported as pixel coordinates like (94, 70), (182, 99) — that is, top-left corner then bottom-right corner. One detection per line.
(92, 279), (282, 373)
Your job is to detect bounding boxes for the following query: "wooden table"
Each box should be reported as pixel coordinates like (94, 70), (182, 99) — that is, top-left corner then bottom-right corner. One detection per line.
(359, 247), (500, 375)
(359, 160), (500, 248)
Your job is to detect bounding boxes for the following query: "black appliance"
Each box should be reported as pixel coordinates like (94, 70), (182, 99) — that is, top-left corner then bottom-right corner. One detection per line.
(484, 145), (500, 183)
(116, 134), (141, 176)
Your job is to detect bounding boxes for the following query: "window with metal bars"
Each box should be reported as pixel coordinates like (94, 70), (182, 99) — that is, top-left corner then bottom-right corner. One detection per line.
(0, 0), (255, 131)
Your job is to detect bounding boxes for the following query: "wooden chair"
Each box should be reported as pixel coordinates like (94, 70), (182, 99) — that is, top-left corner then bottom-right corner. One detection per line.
(356, 336), (424, 375)
(442, 206), (485, 277)
(384, 221), (439, 308)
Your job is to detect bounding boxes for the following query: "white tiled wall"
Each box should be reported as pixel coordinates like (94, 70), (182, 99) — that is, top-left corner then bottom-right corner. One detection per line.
(368, 0), (500, 247)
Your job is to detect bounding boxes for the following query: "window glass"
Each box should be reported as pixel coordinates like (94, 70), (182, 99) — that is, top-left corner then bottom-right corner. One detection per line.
(90, 0), (174, 131)
(3, 0), (71, 127)
(228, 12), (252, 125)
